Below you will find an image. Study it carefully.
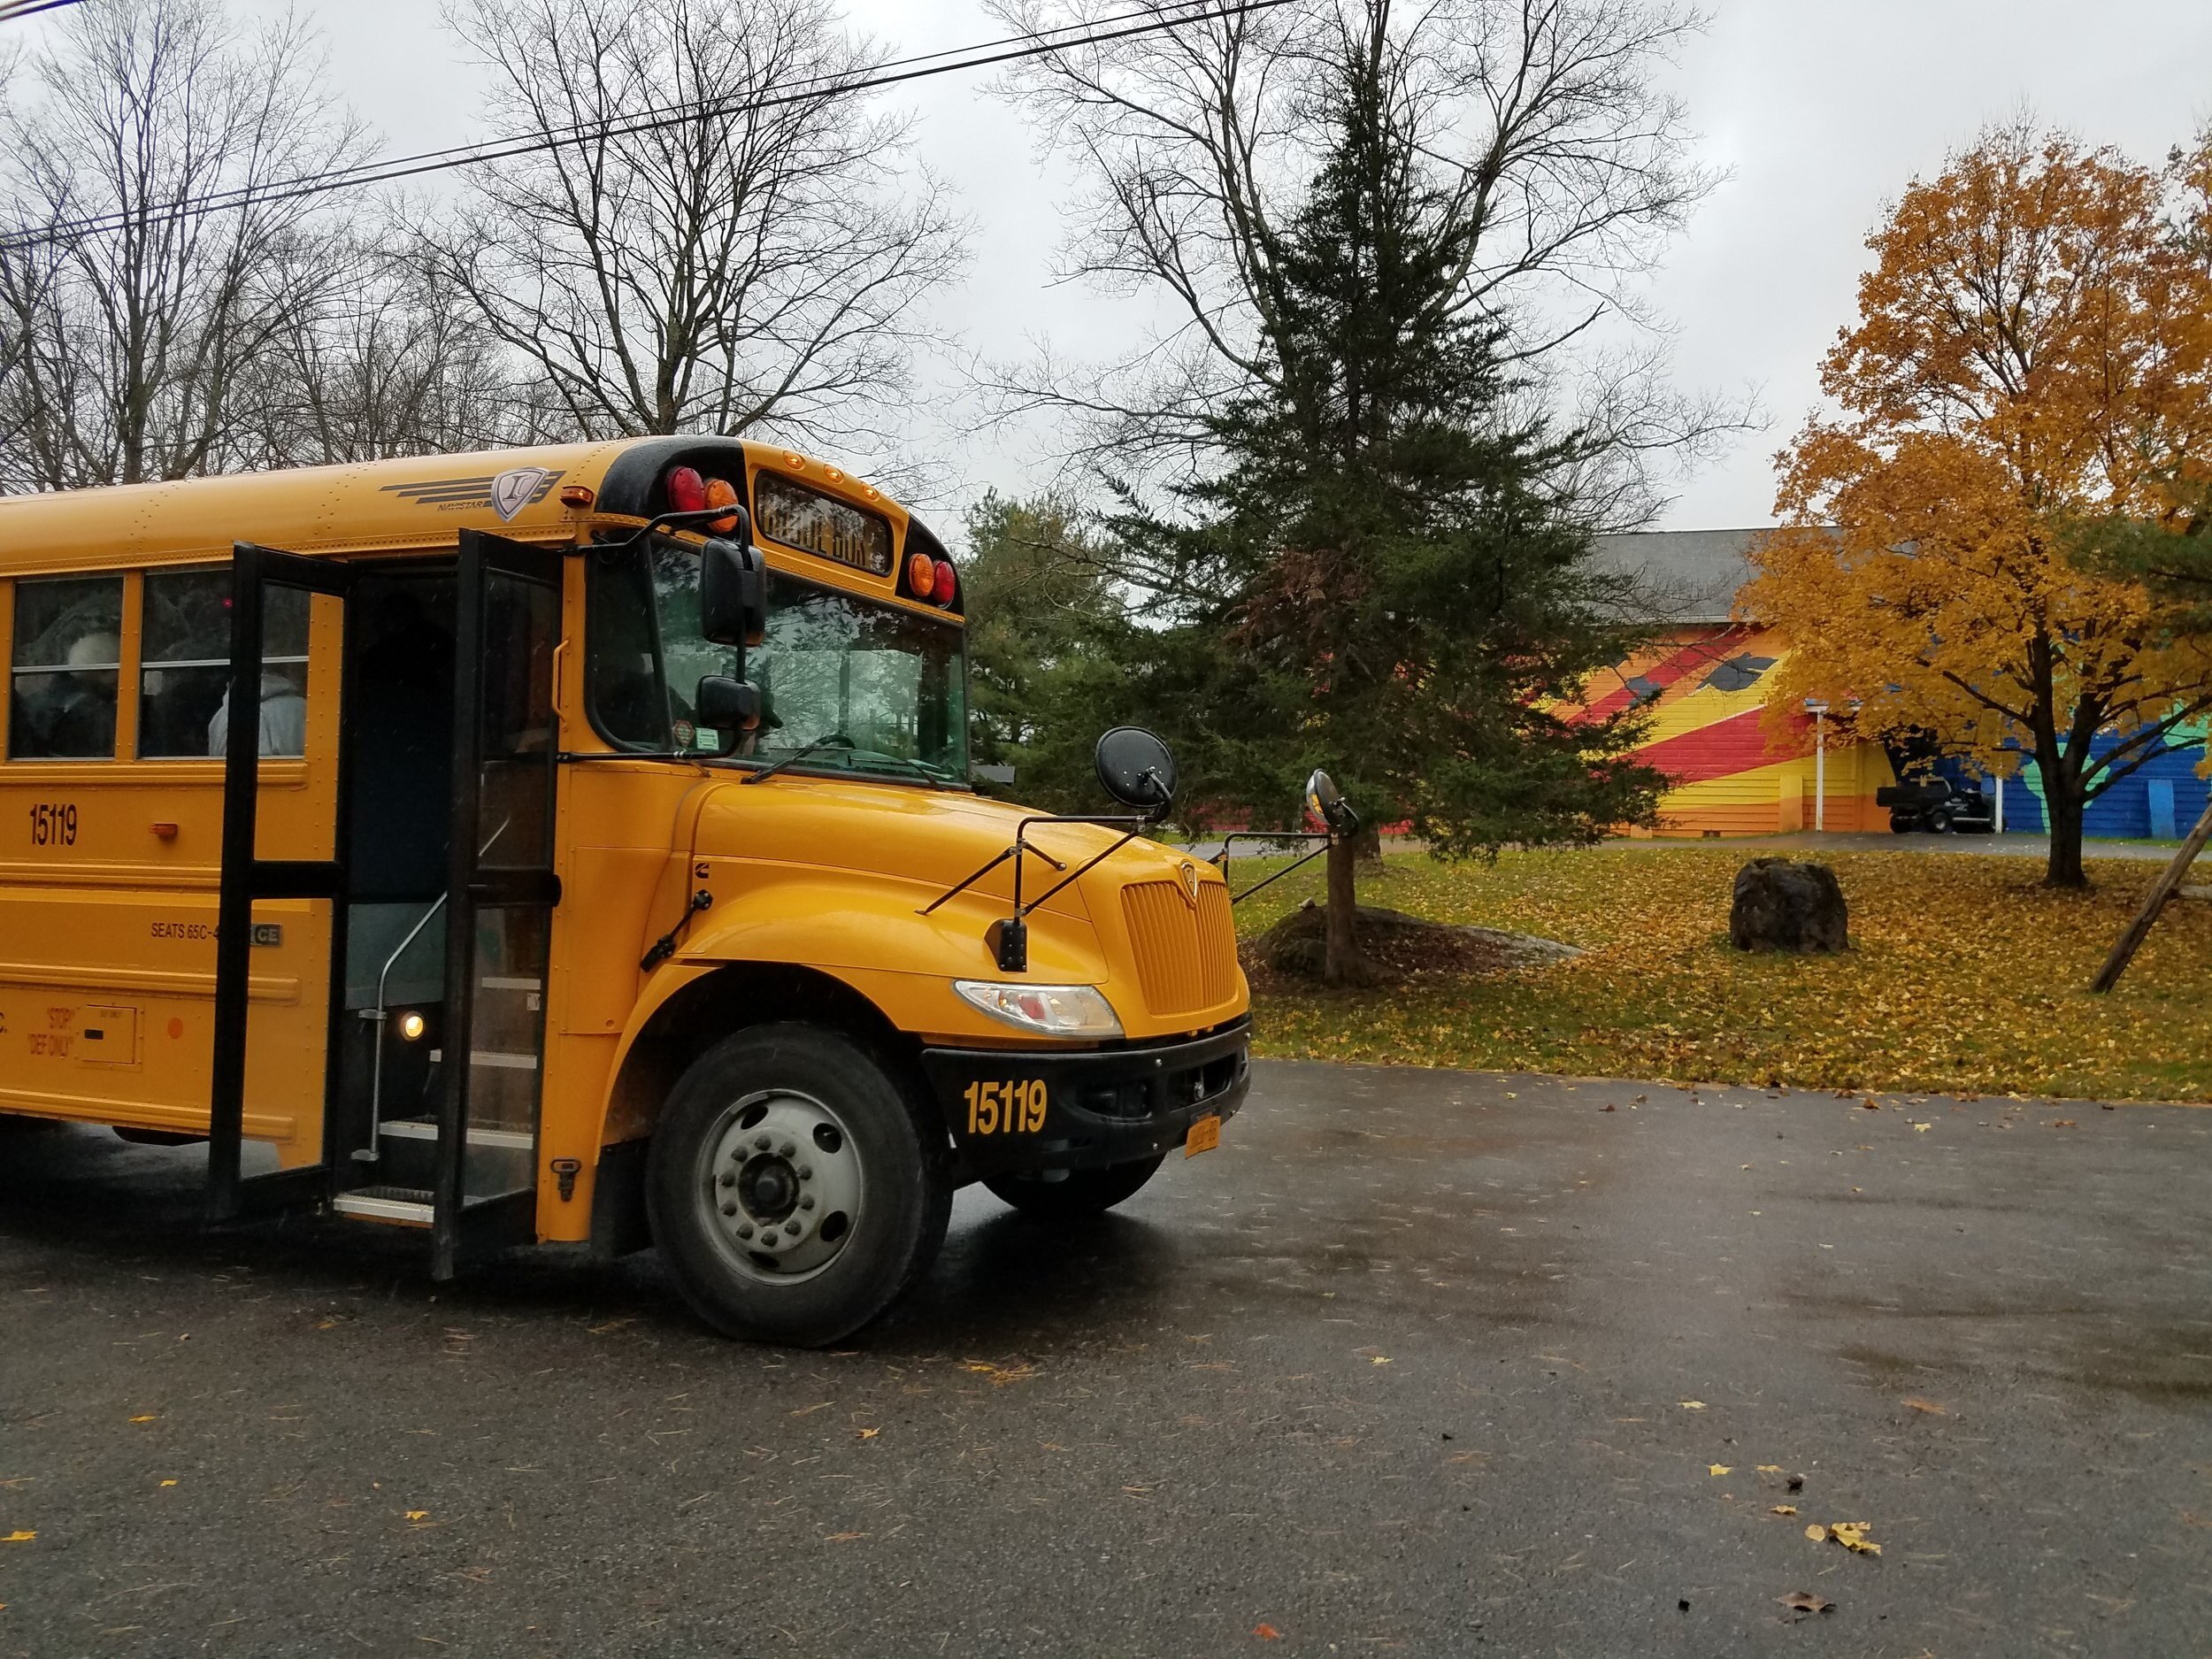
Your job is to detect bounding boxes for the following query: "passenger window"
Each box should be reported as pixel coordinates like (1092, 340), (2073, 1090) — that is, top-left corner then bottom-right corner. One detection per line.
(7, 575), (123, 760)
(141, 568), (310, 757)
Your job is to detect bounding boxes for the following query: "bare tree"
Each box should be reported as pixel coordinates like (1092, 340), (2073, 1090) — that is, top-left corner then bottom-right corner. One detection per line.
(420, 0), (970, 457)
(247, 236), (565, 467)
(987, 0), (1735, 541)
(0, 0), (367, 492)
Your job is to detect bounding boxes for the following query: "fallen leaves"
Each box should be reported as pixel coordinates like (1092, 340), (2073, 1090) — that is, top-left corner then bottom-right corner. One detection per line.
(962, 1362), (1040, 1386)
(855, 1427), (880, 1440)
(1708, 1464), (1732, 1477)
(1253, 1624), (1283, 1640)
(1778, 1592), (1835, 1617)
(1678, 1401), (1706, 1411)
(1239, 848), (2212, 1102)
(1806, 1521), (1882, 1556)
(2, 1532), (34, 1544)
(1770, 1505), (1798, 1517)
(1903, 1397), (1947, 1415)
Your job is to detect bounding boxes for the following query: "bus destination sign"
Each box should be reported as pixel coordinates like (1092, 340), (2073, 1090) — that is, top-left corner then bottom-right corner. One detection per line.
(755, 472), (893, 576)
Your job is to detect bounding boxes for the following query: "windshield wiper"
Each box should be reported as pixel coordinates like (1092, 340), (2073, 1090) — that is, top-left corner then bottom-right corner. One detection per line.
(741, 736), (842, 785)
(743, 740), (949, 788)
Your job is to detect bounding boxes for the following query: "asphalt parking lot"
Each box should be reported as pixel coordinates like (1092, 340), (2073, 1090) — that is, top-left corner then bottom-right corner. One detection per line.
(4, 1060), (2210, 1658)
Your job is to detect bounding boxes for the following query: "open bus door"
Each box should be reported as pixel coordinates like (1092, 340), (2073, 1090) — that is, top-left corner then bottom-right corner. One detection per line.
(207, 543), (353, 1221)
(426, 529), (565, 1279)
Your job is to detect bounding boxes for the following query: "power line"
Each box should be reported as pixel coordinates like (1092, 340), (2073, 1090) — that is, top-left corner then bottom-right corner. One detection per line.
(0, 0), (1291, 250)
(0, 0), (87, 22)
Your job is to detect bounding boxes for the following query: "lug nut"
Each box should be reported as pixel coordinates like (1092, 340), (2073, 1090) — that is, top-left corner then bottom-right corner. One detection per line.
(800, 1194), (815, 1210)
(720, 1202), (737, 1217)
(778, 1141), (796, 1158)
(736, 1223), (754, 1240)
(798, 1165), (813, 1181)
(785, 1222), (803, 1237)
(718, 1171), (735, 1187)
(754, 1133), (772, 1150)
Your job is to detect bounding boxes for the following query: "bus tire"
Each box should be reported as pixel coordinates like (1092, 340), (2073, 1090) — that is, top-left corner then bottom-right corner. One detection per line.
(646, 1024), (950, 1347)
(984, 1154), (1166, 1219)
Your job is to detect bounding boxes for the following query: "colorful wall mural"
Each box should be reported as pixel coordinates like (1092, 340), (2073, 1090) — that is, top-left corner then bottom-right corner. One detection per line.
(1579, 616), (2208, 841)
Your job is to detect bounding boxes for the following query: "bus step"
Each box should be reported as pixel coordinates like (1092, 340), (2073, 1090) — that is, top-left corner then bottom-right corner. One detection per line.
(333, 1187), (434, 1226)
(469, 1050), (540, 1072)
(380, 1118), (534, 1151)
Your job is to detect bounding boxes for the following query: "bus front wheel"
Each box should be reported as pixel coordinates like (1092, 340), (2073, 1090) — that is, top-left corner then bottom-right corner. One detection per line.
(647, 1024), (951, 1347)
(984, 1154), (1166, 1219)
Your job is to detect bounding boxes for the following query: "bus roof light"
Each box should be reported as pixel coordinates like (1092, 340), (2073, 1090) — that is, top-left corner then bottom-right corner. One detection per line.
(704, 476), (740, 534)
(666, 465), (707, 514)
(933, 560), (958, 608)
(906, 552), (936, 599)
(559, 484), (595, 509)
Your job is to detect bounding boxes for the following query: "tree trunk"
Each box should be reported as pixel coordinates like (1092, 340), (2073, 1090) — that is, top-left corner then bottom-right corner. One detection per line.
(1322, 833), (1377, 987)
(1352, 820), (1385, 875)
(2039, 762), (2088, 888)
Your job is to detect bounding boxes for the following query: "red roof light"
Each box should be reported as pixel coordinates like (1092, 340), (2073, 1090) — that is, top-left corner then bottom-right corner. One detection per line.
(665, 465), (707, 514)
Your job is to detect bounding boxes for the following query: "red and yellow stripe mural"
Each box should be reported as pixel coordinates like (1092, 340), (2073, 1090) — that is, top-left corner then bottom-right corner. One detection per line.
(1579, 624), (1898, 837)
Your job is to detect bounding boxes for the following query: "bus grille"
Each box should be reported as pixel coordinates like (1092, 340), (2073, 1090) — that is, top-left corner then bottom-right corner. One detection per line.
(1120, 880), (1239, 1018)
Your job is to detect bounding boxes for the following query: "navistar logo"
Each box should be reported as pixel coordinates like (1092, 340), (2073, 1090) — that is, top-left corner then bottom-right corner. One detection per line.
(380, 466), (565, 519)
(1179, 861), (1201, 906)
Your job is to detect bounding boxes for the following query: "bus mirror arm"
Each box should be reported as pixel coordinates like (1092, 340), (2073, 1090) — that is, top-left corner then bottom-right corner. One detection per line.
(918, 812), (1160, 974)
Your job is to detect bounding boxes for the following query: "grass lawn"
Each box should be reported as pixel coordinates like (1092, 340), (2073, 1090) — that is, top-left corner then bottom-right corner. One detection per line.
(1233, 846), (2212, 1102)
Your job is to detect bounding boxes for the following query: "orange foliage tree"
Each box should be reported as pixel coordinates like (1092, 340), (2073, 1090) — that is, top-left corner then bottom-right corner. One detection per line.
(1745, 123), (2212, 887)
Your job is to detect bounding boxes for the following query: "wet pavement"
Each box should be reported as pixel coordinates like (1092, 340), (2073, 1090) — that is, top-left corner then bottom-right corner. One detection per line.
(3, 1062), (2209, 1658)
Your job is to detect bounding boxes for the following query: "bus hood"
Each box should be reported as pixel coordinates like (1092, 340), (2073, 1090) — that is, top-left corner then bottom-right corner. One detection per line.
(689, 777), (1217, 920)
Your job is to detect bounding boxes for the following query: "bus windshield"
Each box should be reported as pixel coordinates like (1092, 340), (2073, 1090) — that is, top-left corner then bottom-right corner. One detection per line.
(588, 541), (968, 784)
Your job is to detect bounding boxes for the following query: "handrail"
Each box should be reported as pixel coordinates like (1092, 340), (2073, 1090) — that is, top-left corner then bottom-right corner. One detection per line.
(353, 816), (511, 1164)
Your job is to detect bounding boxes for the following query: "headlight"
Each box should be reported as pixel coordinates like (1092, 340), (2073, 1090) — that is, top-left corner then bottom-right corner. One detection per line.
(951, 980), (1123, 1039)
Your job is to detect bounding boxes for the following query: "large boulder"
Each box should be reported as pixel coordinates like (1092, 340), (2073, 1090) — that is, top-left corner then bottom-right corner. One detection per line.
(1729, 857), (1848, 953)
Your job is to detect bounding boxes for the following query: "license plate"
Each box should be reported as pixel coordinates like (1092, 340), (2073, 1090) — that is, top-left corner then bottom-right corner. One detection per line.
(1185, 1114), (1221, 1157)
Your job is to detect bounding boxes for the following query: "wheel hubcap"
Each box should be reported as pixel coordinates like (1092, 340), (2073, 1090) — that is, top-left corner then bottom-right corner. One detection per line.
(702, 1090), (862, 1282)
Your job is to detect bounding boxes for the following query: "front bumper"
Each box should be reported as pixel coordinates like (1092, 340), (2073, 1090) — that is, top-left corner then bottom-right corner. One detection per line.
(920, 1018), (1250, 1178)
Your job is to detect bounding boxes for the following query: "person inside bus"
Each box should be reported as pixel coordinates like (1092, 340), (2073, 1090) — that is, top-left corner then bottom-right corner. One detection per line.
(19, 628), (123, 757)
(207, 668), (308, 757)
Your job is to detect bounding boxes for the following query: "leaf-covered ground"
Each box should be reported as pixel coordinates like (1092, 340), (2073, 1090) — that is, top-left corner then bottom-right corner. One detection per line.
(1234, 847), (2212, 1102)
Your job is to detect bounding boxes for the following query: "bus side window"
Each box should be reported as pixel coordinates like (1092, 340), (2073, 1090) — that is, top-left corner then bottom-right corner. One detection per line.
(140, 568), (310, 758)
(7, 574), (123, 761)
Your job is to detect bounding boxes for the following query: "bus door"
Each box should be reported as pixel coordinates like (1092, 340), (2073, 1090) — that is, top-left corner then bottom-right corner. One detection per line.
(426, 530), (565, 1278)
(207, 544), (354, 1221)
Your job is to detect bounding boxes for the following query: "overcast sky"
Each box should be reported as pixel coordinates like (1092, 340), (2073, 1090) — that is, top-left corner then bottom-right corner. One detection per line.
(19, 0), (2212, 534)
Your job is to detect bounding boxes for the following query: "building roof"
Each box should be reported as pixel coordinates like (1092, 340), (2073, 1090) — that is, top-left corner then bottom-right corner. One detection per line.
(1590, 527), (1768, 626)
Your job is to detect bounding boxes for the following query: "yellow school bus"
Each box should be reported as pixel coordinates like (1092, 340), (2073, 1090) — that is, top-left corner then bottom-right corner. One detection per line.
(0, 439), (1248, 1344)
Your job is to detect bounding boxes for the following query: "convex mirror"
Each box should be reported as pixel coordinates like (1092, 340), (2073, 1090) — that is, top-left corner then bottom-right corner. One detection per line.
(1094, 726), (1177, 812)
(1305, 768), (1354, 832)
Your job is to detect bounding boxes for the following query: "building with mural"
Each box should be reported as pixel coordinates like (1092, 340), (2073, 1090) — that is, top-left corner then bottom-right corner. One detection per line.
(1587, 529), (2211, 841)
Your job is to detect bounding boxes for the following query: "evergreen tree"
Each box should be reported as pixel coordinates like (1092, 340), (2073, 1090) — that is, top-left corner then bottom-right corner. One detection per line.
(1120, 29), (1663, 982)
(961, 492), (1135, 811)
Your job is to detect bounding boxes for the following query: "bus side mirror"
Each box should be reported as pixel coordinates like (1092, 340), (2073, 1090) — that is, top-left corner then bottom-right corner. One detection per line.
(701, 532), (765, 648)
(695, 675), (762, 755)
